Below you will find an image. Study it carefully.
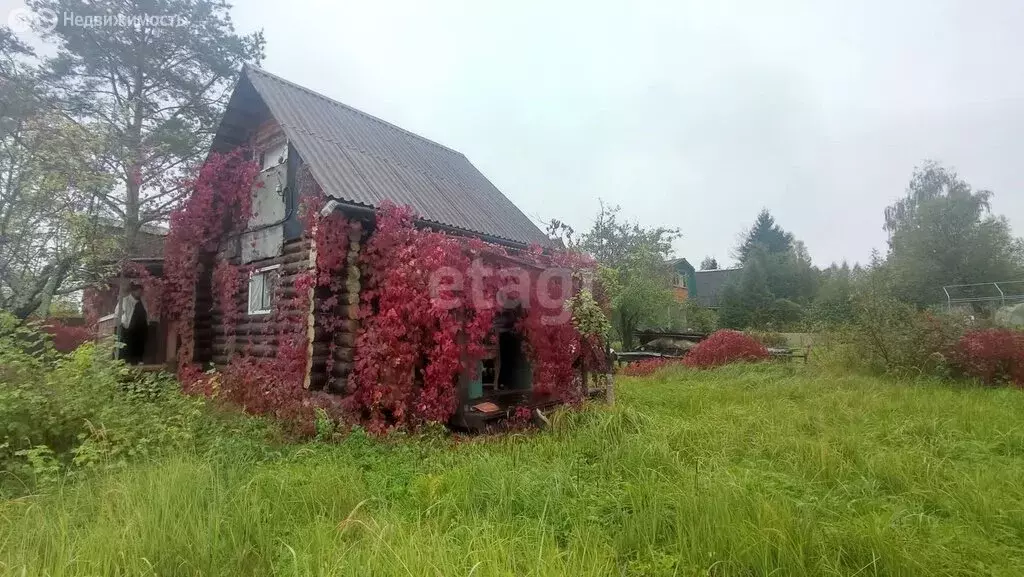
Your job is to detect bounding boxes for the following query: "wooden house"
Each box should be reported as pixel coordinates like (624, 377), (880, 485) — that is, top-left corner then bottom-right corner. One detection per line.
(193, 66), (561, 428)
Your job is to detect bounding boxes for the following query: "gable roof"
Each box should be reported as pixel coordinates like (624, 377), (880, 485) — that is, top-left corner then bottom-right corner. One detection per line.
(665, 257), (695, 273)
(220, 65), (550, 247)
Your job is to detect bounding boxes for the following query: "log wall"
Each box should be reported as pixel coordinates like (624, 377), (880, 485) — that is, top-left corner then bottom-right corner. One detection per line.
(205, 238), (313, 366)
(199, 224), (366, 396)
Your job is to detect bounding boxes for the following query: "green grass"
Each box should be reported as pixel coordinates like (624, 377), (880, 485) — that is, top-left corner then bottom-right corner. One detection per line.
(4, 364), (1024, 576)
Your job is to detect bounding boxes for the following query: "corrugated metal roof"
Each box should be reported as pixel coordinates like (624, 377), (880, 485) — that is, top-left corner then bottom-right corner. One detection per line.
(241, 66), (550, 247)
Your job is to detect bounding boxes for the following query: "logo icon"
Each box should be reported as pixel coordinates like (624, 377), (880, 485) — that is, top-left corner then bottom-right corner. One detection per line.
(7, 7), (58, 34)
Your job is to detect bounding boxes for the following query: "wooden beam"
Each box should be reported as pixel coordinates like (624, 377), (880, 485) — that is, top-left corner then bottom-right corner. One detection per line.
(303, 221), (318, 390)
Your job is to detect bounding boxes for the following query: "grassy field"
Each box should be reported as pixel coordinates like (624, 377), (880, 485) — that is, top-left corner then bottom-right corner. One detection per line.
(3, 364), (1024, 576)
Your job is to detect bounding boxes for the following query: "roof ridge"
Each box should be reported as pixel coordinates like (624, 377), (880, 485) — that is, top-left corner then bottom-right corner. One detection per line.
(244, 64), (464, 156)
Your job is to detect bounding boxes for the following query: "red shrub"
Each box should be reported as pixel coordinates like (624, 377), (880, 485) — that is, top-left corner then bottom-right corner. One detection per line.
(40, 322), (93, 353)
(682, 329), (769, 368)
(951, 329), (1024, 387)
(621, 357), (680, 377)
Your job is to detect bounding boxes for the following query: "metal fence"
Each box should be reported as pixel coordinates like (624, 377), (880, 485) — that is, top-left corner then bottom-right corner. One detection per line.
(942, 281), (1024, 310)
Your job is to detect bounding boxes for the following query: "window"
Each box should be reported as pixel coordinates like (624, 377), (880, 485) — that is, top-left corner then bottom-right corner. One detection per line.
(674, 273), (687, 288)
(259, 141), (288, 171)
(248, 264), (280, 315)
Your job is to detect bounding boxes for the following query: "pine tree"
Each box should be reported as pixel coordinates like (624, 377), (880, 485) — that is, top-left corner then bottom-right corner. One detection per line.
(27, 0), (265, 259)
(736, 209), (794, 264)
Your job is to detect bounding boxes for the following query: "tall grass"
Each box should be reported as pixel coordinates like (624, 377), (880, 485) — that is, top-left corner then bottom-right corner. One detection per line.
(4, 364), (1024, 576)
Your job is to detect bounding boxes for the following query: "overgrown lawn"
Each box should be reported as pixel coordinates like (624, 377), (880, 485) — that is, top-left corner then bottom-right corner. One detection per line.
(3, 364), (1024, 576)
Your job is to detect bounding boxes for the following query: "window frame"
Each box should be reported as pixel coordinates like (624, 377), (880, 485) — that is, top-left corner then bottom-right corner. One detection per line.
(247, 264), (281, 315)
(259, 140), (288, 171)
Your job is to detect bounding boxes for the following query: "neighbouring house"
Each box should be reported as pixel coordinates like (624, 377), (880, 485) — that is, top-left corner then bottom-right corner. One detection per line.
(84, 222), (173, 366)
(666, 258), (742, 309)
(87, 65), (596, 430)
(666, 258), (696, 302)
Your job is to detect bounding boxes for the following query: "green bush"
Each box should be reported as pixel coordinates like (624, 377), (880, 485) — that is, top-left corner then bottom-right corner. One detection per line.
(839, 290), (968, 378)
(0, 313), (265, 495)
(667, 300), (718, 333)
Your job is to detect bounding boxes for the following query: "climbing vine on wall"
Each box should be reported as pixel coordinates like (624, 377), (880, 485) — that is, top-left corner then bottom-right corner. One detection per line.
(159, 151), (606, 434)
(193, 196), (351, 433)
(347, 202), (607, 432)
(306, 196), (352, 378)
(348, 202), (498, 432)
(163, 149), (258, 380)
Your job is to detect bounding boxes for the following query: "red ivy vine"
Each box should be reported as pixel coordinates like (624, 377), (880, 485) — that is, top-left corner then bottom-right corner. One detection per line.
(163, 149), (258, 381)
(157, 151), (605, 434)
(348, 202), (498, 432)
(347, 201), (605, 433)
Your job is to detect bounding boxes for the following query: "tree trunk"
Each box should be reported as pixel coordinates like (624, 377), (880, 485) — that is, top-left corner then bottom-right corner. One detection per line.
(34, 255), (75, 317)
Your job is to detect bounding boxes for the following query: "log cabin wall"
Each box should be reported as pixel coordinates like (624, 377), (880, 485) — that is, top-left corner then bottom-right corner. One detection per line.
(313, 220), (364, 393)
(199, 160), (366, 398)
(208, 237), (313, 367)
(194, 109), (368, 394)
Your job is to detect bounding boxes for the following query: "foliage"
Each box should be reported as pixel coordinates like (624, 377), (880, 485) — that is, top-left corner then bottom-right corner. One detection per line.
(0, 31), (113, 317)
(883, 161), (1024, 307)
(520, 268), (586, 402)
(700, 256), (719, 270)
(0, 313), (245, 496)
(576, 203), (678, 350)
(719, 267), (813, 330)
(568, 288), (610, 341)
(735, 209), (795, 265)
(176, 195), (353, 436)
(27, 0), (265, 264)
(8, 365), (1024, 575)
(350, 202), (599, 432)
(682, 329), (769, 368)
(995, 303), (1024, 328)
(38, 320), (92, 352)
(348, 203), (498, 432)
(667, 298), (718, 333)
(841, 274), (969, 377)
(809, 261), (859, 326)
(310, 207), (354, 379)
(162, 150), (259, 375)
(620, 357), (680, 377)
(950, 329), (1024, 386)
(568, 286), (613, 381)
(720, 212), (818, 330)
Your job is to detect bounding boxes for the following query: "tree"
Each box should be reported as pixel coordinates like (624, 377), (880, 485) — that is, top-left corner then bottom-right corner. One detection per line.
(0, 29), (112, 317)
(736, 209), (794, 265)
(577, 203), (678, 350)
(718, 210), (818, 329)
(719, 248), (773, 329)
(700, 256), (719, 270)
(811, 262), (858, 325)
(884, 161), (1024, 307)
(27, 0), (264, 263)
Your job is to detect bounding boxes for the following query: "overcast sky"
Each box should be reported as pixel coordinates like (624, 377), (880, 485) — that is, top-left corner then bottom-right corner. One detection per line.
(8, 0), (1024, 266)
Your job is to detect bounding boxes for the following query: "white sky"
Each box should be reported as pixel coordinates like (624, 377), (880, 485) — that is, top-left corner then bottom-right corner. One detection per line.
(7, 0), (1024, 266)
